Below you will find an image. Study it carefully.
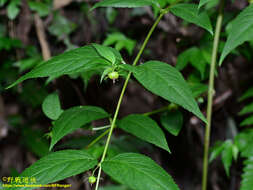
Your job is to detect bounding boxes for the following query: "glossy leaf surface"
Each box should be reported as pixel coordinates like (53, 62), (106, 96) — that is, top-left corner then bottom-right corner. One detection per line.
(102, 153), (179, 190)
(170, 3), (213, 35)
(50, 106), (109, 150)
(118, 114), (170, 152)
(7, 44), (122, 89)
(123, 61), (207, 123)
(11, 150), (97, 190)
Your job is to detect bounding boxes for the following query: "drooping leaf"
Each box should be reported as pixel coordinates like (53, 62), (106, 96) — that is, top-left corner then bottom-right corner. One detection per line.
(122, 61), (207, 123)
(221, 140), (234, 177)
(240, 157), (253, 190)
(42, 92), (63, 120)
(240, 115), (253, 126)
(176, 47), (197, 71)
(102, 153), (179, 190)
(176, 47), (207, 79)
(11, 150), (97, 190)
(81, 69), (103, 90)
(160, 110), (183, 136)
(50, 106), (109, 150)
(198, 0), (212, 9)
(91, 0), (160, 10)
(239, 87), (253, 101)
(189, 82), (208, 98)
(7, 45), (122, 89)
(235, 129), (253, 157)
(103, 32), (136, 55)
(118, 114), (170, 152)
(210, 140), (236, 176)
(209, 141), (225, 163)
(170, 3), (213, 35)
(219, 4), (253, 65)
(239, 102), (253, 115)
(232, 144), (239, 161)
(92, 43), (116, 64)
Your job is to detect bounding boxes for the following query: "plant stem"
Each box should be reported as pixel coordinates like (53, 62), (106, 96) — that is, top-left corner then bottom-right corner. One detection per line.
(143, 105), (170, 116)
(92, 125), (111, 131)
(94, 11), (167, 190)
(202, 1), (225, 190)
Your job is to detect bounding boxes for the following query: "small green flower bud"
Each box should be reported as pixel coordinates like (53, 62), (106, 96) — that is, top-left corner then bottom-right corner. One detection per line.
(88, 176), (96, 184)
(108, 71), (119, 80)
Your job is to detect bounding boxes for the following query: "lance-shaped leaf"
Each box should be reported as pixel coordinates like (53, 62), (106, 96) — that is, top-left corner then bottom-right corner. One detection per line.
(50, 106), (109, 150)
(170, 3), (213, 35)
(239, 88), (253, 102)
(122, 61), (207, 123)
(11, 150), (97, 190)
(235, 129), (253, 157)
(241, 115), (253, 126)
(160, 110), (183, 136)
(219, 4), (253, 65)
(221, 140), (234, 177)
(102, 153), (179, 190)
(239, 102), (253, 116)
(91, 0), (160, 10)
(6, 44), (122, 89)
(118, 114), (170, 152)
(92, 43), (116, 64)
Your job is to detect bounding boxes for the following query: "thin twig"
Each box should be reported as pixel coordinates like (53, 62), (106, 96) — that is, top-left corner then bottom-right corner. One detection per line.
(34, 14), (51, 60)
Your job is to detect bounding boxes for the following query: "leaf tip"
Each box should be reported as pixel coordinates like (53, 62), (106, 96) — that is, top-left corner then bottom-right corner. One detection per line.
(49, 141), (55, 151)
(5, 84), (13, 90)
(89, 6), (96, 12)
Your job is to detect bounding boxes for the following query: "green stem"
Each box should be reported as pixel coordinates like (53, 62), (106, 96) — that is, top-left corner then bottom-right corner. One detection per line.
(86, 129), (110, 149)
(94, 11), (167, 190)
(92, 125), (111, 131)
(143, 105), (170, 116)
(202, 1), (224, 190)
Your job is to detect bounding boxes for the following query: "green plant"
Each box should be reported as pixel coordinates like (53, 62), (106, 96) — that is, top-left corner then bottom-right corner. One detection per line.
(209, 87), (253, 189)
(5, 0), (213, 189)
(202, 2), (253, 189)
(4, 0), (253, 190)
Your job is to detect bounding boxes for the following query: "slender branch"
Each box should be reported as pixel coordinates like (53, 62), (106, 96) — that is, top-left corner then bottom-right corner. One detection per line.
(92, 125), (111, 131)
(94, 11), (167, 190)
(202, 1), (225, 190)
(34, 14), (51, 60)
(143, 105), (170, 116)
